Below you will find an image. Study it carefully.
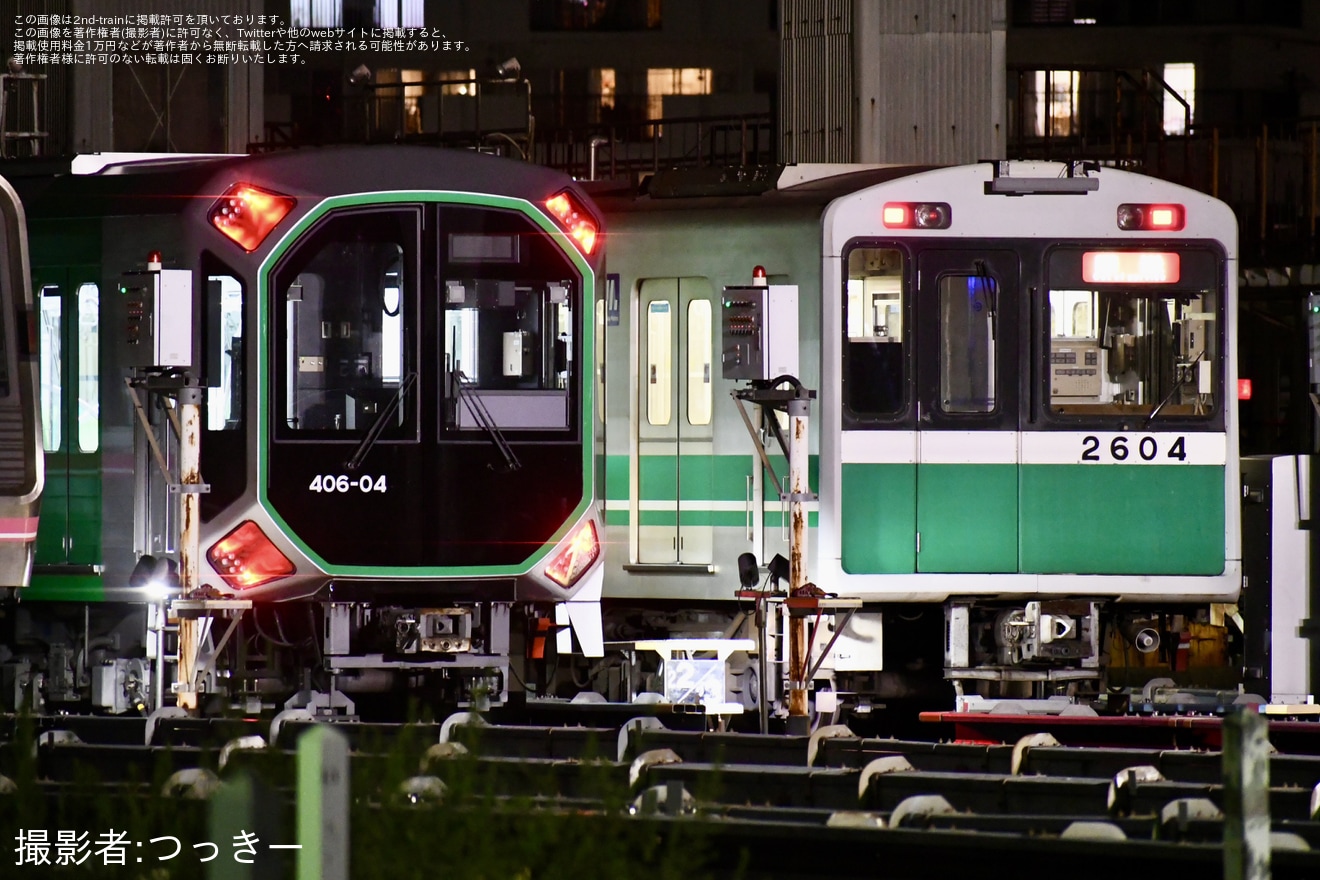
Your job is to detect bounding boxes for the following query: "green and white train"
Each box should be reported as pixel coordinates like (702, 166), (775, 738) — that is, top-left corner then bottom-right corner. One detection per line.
(593, 161), (1239, 704)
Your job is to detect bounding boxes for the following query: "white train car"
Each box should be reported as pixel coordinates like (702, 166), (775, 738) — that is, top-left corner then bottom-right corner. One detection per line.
(594, 161), (1239, 710)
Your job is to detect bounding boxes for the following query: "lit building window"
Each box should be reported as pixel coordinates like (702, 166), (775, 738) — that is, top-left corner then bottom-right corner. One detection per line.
(1162, 63), (1195, 135)
(532, 0), (661, 32)
(438, 69), (477, 96)
(647, 68), (711, 122)
(1033, 70), (1079, 137)
(594, 68), (616, 114)
(377, 0), (424, 27)
(290, 0), (342, 28)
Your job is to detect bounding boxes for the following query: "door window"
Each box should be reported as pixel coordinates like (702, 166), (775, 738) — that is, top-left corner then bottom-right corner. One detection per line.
(938, 274), (997, 414)
(274, 209), (417, 438)
(75, 283), (99, 453)
(38, 286), (60, 452)
(685, 299), (712, 426)
(646, 300), (672, 426)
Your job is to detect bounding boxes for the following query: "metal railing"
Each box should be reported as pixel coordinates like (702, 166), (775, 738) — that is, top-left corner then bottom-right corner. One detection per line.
(535, 113), (774, 182)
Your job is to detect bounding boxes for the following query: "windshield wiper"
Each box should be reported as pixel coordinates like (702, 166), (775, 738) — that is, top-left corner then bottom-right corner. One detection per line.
(451, 369), (521, 472)
(1143, 350), (1204, 429)
(345, 371), (417, 471)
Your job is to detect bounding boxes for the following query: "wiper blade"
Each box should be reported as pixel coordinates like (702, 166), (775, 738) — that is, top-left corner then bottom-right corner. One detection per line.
(345, 371), (417, 471)
(1143, 350), (1204, 429)
(452, 370), (521, 472)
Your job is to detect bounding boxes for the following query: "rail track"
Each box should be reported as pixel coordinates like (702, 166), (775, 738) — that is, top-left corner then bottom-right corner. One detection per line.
(2, 703), (1319, 879)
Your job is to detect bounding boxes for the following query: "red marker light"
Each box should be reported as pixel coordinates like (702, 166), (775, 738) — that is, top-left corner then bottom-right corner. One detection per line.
(1238, 378), (1253, 401)
(544, 519), (600, 588)
(1149, 207), (1176, 228)
(209, 183), (295, 252)
(207, 521), (295, 589)
(882, 201), (951, 229)
(544, 190), (599, 255)
(1117, 203), (1185, 231)
(882, 204), (910, 227)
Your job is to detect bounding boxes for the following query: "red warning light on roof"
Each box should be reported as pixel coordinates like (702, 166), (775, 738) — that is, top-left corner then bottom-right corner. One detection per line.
(752, 265), (767, 286)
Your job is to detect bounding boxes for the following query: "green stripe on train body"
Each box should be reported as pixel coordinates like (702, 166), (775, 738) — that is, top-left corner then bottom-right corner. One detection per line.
(840, 462), (1225, 575)
(1019, 464), (1225, 575)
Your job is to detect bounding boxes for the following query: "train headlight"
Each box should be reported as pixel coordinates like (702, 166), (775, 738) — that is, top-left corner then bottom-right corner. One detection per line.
(544, 191), (599, 255)
(207, 521), (296, 589)
(209, 182), (296, 252)
(544, 520), (599, 588)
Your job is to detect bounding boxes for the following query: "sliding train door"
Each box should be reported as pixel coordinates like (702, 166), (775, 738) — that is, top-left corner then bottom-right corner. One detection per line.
(635, 278), (716, 566)
(33, 268), (101, 571)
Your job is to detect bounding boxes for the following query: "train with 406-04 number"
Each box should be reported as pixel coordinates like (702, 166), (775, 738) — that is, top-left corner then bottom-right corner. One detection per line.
(0, 145), (606, 714)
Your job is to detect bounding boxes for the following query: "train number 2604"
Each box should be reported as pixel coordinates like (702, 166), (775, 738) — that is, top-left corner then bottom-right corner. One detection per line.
(1080, 435), (1186, 462)
(308, 474), (388, 493)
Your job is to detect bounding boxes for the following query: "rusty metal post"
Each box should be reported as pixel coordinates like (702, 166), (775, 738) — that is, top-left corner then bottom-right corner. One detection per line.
(786, 395), (810, 720)
(1223, 706), (1270, 880)
(175, 383), (203, 710)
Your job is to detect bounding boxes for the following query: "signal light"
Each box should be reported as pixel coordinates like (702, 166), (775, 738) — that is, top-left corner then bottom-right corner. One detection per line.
(544, 519), (600, 588)
(207, 521), (295, 589)
(1238, 378), (1253, 401)
(1117, 203), (1185, 231)
(544, 191), (599, 255)
(882, 201), (951, 229)
(209, 182), (295, 252)
(752, 265), (767, 286)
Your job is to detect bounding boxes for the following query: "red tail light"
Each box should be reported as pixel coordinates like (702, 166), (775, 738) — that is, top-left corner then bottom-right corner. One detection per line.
(544, 519), (599, 588)
(209, 183), (295, 252)
(1117, 203), (1185, 231)
(882, 201), (951, 229)
(207, 521), (295, 589)
(544, 191), (599, 255)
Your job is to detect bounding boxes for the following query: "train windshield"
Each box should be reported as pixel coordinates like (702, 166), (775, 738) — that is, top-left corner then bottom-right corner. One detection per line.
(275, 208), (418, 436)
(440, 205), (576, 434)
(1045, 247), (1220, 419)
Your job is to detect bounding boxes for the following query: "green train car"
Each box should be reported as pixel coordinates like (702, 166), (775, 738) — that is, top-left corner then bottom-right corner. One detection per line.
(594, 161), (1240, 708)
(0, 176), (42, 593)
